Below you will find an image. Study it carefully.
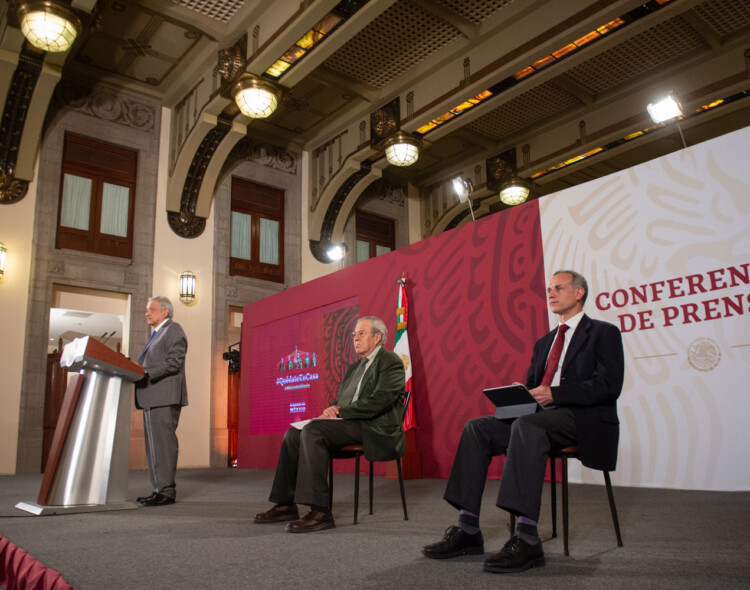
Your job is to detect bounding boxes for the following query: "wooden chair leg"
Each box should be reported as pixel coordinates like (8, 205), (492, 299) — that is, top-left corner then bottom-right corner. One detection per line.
(353, 454), (360, 525)
(369, 460), (374, 515)
(550, 455), (557, 539)
(561, 455), (569, 556)
(396, 458), (408, 520)
(603, 471), (623, 547)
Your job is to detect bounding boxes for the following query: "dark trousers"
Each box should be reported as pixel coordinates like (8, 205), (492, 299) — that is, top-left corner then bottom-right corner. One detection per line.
(444, 409), (576, 522)
(269, 419), (363, 508)
(142, 405), (181, 499)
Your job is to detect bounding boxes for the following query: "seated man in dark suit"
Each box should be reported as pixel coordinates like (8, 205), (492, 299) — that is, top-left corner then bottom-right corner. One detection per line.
(423, 270), (624, 573)
(255, 315), (406, 532)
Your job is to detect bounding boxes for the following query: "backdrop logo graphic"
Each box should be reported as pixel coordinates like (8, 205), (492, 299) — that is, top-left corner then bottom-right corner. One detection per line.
(278, 345), (317, 371)
(687, 337), (721, 372)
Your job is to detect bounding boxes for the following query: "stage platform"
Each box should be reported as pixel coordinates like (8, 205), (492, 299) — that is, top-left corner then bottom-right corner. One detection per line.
(1, 468), (749, 589)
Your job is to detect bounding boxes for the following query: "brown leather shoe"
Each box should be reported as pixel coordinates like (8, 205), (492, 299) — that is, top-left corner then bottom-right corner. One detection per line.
(254, 504), (299, 523)
(287, 509), (335, 533)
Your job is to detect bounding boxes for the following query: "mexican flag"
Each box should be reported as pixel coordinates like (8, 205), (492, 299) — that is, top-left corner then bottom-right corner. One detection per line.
(394, 276), (416, 431)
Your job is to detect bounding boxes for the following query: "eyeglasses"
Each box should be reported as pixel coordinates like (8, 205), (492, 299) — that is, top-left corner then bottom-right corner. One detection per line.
(351, 330), (372, 338)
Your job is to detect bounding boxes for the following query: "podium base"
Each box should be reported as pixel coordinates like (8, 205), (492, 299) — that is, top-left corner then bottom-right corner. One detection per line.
(15, 500), (138, 516)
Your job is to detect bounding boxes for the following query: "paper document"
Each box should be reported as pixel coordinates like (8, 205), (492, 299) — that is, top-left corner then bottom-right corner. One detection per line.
(290, 417), (341, 430)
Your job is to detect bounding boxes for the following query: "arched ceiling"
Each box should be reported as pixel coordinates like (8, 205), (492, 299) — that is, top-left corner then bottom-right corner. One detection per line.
(3, 0), (750, 235)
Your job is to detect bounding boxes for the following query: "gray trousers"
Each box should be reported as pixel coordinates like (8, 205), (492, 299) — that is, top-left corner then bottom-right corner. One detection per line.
(142, 405), (181, 499)
(269, 419), (363, 508)
(443, 409), (576, 522)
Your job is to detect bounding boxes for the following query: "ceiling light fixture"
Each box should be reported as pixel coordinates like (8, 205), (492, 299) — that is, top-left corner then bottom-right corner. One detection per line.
(383, 132), (422, 167)
(17, 1), (81, 53)
(451, 177), (476, 221)
(232, 75), (280, 119)
(647, 91), (683, 123)
(499, 177), (532, 206)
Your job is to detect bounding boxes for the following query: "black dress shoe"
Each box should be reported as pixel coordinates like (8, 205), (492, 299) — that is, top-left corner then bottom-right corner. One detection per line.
(136, 492), (158, 503)
(286, 509), (335, 533)
(138, 493), (175, 507)
(254, 504), (300, 524)
(483, 535), (545, 573)
(423, 525), (484, 559)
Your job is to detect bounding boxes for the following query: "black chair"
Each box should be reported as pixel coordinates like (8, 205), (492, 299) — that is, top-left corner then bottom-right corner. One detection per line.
(328, 445), (408, 525)
(510, 445), (623, 555)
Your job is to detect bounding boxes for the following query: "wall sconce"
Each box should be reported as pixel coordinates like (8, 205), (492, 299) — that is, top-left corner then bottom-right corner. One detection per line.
(499, 177), (532, 206)
(451, 177), (476, 221)
(16, 1), (81, 53)
(0, 242), (6, 278)
(232, 75), (280, 118)
(384, 132), (422, 167)
(179, 271), (196, 304)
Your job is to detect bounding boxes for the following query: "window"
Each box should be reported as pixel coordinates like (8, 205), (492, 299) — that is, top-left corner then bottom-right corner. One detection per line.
(356, 210), (395, 263)
(56, 134), (138, 259)
(230, 177), (284, 282)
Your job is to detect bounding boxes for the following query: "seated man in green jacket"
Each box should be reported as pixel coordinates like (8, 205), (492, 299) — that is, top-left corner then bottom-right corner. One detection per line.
(254, 315), (406, 532)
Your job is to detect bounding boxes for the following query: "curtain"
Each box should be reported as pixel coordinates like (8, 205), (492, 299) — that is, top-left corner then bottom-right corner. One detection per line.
(231, 212), (252, 259)
(100, 183), (130, 237)
(259, 218), (279, 265)
(59, 174), (92, 230)
(357, 240), (370, 263)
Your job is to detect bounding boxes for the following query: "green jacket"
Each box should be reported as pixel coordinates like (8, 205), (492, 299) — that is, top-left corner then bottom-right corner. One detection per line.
(336, 347), (406, 461)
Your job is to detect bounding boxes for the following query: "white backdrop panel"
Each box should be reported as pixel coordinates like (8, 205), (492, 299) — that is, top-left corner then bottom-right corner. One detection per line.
(539, 125), (750, 491)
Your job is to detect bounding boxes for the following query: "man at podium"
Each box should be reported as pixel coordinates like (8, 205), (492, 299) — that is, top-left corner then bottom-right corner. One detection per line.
(134, 296), (189, 506)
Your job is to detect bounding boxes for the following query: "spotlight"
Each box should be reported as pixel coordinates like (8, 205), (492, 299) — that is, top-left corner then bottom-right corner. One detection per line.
(326, 243), (348, 261)
(647, 92), (683, 124)
(451, 177), (475, 221)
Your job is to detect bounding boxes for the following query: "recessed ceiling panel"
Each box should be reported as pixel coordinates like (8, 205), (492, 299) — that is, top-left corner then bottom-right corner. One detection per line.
(561, 15), (708, 96)
(75, 2), (203, 87)
(694, 0), (750, 37)
(323, 0), (462, 88)
(466, 81), (582, 141)
(435, 0), (516, 25)
(173, 0), (246, 23)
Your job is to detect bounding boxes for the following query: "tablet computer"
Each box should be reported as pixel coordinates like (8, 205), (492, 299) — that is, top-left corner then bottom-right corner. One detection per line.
(483, 384), (541, 419)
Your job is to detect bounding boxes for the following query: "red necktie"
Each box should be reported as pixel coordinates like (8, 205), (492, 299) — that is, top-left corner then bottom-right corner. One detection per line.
(541, 324), (569, 386)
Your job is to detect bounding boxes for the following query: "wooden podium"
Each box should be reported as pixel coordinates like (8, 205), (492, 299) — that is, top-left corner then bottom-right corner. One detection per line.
(16, 337), (144, 515)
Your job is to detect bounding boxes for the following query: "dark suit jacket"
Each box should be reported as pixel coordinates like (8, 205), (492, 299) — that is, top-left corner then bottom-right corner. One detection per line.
(336, 347), (406, 462)
(526, 314), (624, 471)
(135, 320), (189, 410)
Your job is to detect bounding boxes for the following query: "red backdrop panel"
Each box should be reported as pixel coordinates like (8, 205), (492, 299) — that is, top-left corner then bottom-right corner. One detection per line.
(238, 200), (549, 478)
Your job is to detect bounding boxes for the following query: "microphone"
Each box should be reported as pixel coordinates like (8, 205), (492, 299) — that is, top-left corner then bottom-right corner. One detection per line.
(102, 331), (116, 344)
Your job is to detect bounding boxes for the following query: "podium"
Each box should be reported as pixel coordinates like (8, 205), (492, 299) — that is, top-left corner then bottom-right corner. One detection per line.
(16, 336), (144, 515)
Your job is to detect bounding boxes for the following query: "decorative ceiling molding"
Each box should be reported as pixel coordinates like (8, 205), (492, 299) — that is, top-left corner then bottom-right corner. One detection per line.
(169, 114), (235, 237)
(224, 136), (298, 176)
(309, 160), (375, 262)
(0, 51), (44, 204)
(54, 81), (158, 133)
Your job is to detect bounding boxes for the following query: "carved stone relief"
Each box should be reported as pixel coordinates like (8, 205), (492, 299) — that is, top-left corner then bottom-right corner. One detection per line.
(54, 81), (157, 134)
